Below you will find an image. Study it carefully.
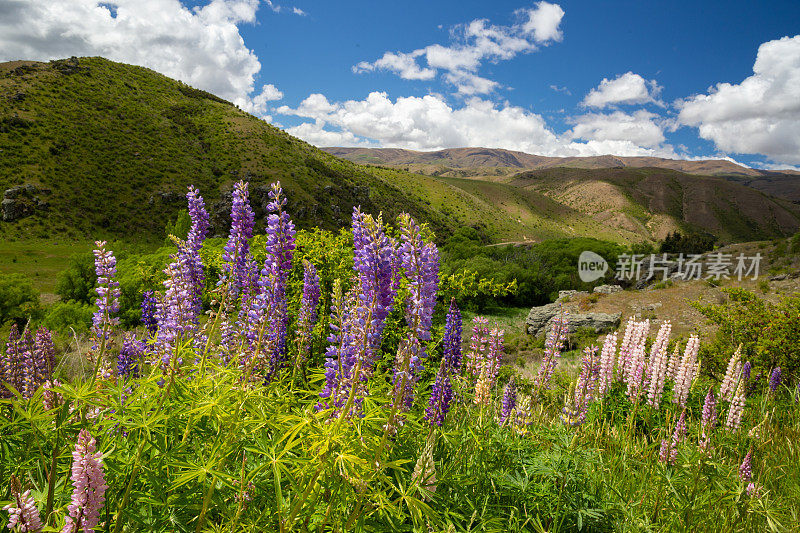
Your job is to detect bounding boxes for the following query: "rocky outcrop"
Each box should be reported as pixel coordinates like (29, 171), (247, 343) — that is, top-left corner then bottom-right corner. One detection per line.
(593, 284), (623, 294)
(2, 184), (49, 222)
(525, 302), (621, 337)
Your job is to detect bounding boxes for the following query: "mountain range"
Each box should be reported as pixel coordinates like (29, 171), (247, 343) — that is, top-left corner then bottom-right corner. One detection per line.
(1, 57), (798, 246)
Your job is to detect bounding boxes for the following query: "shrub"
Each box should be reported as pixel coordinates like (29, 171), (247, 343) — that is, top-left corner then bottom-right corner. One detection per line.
(42, 301), (93, 335)
(55, 252), (96, 304)
(693, 288), (800, 380)
(0, 273), (42, 328)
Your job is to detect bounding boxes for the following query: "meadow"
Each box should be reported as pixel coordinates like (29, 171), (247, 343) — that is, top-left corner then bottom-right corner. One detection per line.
(1, 181), (799, 532)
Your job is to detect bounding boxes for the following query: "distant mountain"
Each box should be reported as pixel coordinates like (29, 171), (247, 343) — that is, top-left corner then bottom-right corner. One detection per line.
(323, 147), (800, 202)
(0, 57), (797, 246)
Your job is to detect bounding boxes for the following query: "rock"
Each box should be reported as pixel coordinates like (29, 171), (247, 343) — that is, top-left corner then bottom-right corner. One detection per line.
(2, 184), (46, 222)
(526, 301), (621, 337)
(550, 312), (621, 336)
(593, 284), (622, 294)
(558, 290), (588, 301)
(525, 302), (561, 336)
(1, 198), (34, 222)
(769, 274), (788, 281)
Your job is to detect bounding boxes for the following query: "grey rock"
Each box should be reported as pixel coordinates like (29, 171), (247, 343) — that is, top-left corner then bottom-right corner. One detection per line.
(546, 312), (621, 336)
(769, 274), (787, 281)
(2, 184), (45, 222)
(525, 302), (561, 336)
(558, 290), (587, 301)
(593, 284), (623, 294)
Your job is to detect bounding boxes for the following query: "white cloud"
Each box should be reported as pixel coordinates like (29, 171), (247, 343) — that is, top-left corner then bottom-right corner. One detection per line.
(568, 110), (666, 148)
(353, 2), (565, 95)
(278, 91), (678, 158)
(676, 35), (800, 165)
(0, 0), (288, 115)
(248, 83), (284, 116)
(550, 84), (571, 95)
(265, 0), (306, 15)
(583, 72), (663, 108)
(292, 7), (306, 16)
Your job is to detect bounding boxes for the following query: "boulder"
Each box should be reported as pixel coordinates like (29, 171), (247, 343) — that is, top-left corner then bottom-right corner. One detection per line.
(557, 290), (588, 301)
(2, 184), (45, 222)
(525, 302), (561, 336)
(593, 284), (623, 294)
(525, 301), (621, 337)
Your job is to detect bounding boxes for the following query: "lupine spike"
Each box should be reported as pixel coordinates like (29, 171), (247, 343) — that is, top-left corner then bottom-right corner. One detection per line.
(536, 310), (569, 390)
(295, 259), (321, 373)
(720, 345), (742, 402)
(672, 335), (699, 407)
(597, 331), (617, 398)
(442, 299), (462, 372)
(499, 377), (517, 425)
(62, 430), (107, 533)
(424, 363), (453, 427)
(645, 321), (672, 406)
(769, 367), (782, 394)
(3, 487), (43, 533)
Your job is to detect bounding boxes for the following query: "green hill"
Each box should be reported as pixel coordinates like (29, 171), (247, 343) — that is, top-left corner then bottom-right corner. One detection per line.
(1, 56), (797, 247)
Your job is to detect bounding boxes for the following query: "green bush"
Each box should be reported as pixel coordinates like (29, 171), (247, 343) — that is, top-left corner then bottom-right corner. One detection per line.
(0, 273), (42, 328)
(693, 288), (800, 380)
(55, 252), (96, 304)
(42, 300), (93, 335)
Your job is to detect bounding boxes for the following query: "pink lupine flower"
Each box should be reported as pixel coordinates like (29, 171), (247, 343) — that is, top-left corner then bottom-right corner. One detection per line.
(739, 450), (752, 482)
(620, 319), (649, 384)
(465, 316), (489, 378)
(725, 383), (746, 431)
(62, 430), (107, 533)
(720, 345), (742, 402)
(625, 344), (647, 401)
(699, 388), (716, 450)
(665, 342), (681, 382)
(672, 335), (699, 407)
(645, 321), (672, 406)
(3, 489), (42, 533)
(535, 310), (569, 390)
(597, 332), (618, 398)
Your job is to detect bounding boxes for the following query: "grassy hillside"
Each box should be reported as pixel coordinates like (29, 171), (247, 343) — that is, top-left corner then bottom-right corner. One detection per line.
(511, 167), (800, 242)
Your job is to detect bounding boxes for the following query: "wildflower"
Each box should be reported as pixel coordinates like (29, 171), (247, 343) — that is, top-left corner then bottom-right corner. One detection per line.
(569, 346), (599, 426)
(412, 434), (437, 499)
(473, 367), (491, 407)
(392, 213), (439, 410)
(720, 345), (742, 402)
(2, 325), (24, 398)
(645, 321), (672, 406)
(513, 394), (533, 435)
(3, 487), (42, 533)
(739, 450), (752, 482)
(725, 379), (746, 431)
(42, 380), (63, 411)
(741, 360), (751, 382)
(625, 344), (647, 401)
(62, 430), (107, 533)
(465, 316), (489, 378)
(672, 335), (699, 407)
(424, 364), (453, 427)
(499, 378), (517, 425)
(140, 290), (158, 335)
(746, 482), (761, 497)
(221, 180), (256, 296)
(665, 342), (681, 382)
(185, 185), (210, 311)
(535, 310), (569, 390)
(442, 299), (462, 371)
(619, 319), (649, 383)
(484, 328), (503, 385)
(597, 331), (617, 398)
(295, 259), (321, 373)
(117, 334), (145, 379)
(768, 367), (781, 394)
(33, 327), (56, 385)
(699, 388), (717, 448)
(19, 328), (37, 399)
(659, 409), (687, 465)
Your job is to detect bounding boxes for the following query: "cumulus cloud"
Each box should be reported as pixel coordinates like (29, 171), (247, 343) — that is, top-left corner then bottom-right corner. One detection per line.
(676, 35), (800, 165)
(582, 72), (663, 108)
(0, 0), (283, 115)
(353, 2), (565, 95)
(278, 91), (678, 158)
(568, 110), (666, 148)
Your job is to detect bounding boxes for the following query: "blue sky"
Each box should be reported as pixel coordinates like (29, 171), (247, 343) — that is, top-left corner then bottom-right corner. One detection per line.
(2, 0), (800, 167)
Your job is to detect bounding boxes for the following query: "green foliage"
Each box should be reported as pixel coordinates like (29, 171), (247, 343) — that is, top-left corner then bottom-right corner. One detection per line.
(659, 231), (716, 254)
(0, 273), (42, 327)
(55, 252), (96, 304)
(164, 209), (191, 245)
(441, 231), (625, 308)
(693, 288), (800, 380)
(42, 300), (93, 335)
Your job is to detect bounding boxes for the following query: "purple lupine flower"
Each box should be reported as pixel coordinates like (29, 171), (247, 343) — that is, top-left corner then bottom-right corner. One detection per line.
(3, 488), (42, 533)
(62, 430), (107, 533)
(536, 310), (569, 390)
(295, 259), (321, 371)
(140, 290), (158, 335)
(499, 378), (517, 425)
(769, 367), (782, 394)
(244, 182), (296, 380)
(424, 363), (453, 427)
(33, 327), (56, 385)
(720, 346), (742, 402)
(19, 328), (37, 399)
(646, 321), (672, 406)
(117, 334), (145, 379)
(795, 382), (800, 403)
(393, 214), (439, 411)
(442, 299), (462, 372)
(465, 316), (489, 377)
(184, 185), (209, 312)
(155, 255), (197, 371)
(320, 209), (396, 416)
(221, 180), (255, 296)
(673, 335), (700, 407)
(742, 360), (751, 382)
(700, 388), (717, 449)
(2, 325), (23, 398)
(597, 331), (618, 398)
(92, 241), (120, 348)
(485, 329), (504, 385)
(659, 409), (687, 465)
(739, 450), (752, 482)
